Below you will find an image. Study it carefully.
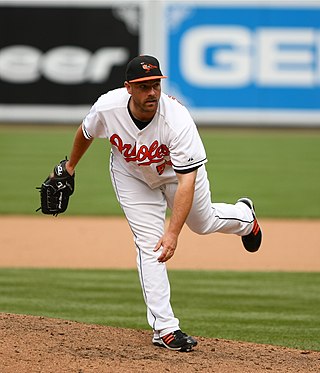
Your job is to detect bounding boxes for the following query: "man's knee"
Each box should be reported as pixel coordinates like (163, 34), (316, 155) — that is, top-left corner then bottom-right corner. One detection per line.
(186, 222), (211, 235)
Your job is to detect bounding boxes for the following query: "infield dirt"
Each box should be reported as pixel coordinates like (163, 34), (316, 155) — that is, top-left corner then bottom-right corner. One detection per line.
(0, 216), (319, 372)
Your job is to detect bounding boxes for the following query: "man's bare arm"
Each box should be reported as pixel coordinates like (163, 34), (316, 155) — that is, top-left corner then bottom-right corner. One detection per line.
(154, 169), (197, 262)
(65, 124), (93, 175)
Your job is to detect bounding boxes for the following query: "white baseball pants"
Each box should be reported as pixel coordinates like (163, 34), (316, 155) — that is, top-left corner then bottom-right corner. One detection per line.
(110, 165), (254, 337)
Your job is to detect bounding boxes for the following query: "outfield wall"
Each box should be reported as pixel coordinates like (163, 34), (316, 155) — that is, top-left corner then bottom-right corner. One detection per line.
(1, 0), (320, 126)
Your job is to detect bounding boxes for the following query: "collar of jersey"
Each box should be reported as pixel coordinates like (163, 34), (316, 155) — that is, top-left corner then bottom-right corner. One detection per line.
(127, 98), (152, 131)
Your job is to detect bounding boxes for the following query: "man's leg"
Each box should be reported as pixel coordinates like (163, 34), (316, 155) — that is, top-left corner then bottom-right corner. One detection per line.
(164, 166), (261, 250)
(110, 168), (179, 335)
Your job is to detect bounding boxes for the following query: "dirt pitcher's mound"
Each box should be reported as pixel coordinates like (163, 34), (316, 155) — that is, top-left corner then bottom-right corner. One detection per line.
(0, 313), (319, 373)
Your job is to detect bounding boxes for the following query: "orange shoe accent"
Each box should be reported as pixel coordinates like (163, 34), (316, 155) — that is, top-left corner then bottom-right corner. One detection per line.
(252, 220), (260, 235)
(163, 334), (174, 344)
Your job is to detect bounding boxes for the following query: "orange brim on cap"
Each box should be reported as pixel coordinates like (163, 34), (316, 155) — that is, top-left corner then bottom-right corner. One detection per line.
(128, 75), (168, 83)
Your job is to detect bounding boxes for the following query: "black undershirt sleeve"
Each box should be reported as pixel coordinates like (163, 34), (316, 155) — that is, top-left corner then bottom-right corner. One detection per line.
(175, 165), (202, 174)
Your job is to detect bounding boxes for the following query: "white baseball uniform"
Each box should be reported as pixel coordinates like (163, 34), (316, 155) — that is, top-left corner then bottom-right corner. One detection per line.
(82, 87), (254, 337)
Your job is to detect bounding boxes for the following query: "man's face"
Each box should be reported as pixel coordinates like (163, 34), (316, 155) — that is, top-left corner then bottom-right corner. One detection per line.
(125, 79), (161, 115)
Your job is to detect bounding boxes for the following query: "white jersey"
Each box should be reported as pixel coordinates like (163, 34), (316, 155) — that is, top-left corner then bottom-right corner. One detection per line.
(82, 87), (207, 189)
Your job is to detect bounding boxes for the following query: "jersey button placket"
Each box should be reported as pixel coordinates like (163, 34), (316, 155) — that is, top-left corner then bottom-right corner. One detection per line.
(136, 135), (141, 164)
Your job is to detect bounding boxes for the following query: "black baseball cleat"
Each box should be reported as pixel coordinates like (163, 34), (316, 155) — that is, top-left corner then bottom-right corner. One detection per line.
(152, 330), (197, 352)
(237, 198), (262, 253)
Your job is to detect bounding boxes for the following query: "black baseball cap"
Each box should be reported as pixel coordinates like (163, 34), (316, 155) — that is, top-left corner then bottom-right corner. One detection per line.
(125, 55), (167, 83)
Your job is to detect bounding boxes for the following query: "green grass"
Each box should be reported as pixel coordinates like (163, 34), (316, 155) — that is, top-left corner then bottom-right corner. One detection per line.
(0, 268), (319, 351)
(200, 128), (320, 218)
(0, 124), (120, 215)
(0, 125), (320, 217)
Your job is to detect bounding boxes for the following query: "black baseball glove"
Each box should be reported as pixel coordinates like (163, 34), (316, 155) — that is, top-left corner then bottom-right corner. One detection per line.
(36, 158), (75, 216)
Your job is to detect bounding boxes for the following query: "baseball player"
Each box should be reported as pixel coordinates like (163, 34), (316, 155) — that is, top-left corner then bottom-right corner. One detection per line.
(64, 55), (262, 352)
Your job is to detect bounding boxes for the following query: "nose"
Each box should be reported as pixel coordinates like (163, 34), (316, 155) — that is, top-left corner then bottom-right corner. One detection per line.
(148, 87), (157, 96)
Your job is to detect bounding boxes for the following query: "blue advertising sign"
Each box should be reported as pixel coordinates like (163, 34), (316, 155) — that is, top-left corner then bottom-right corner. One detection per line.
(165, 3), (320, 123)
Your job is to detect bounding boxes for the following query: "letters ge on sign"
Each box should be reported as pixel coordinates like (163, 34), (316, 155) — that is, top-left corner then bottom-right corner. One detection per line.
(181, 26), (320, 87)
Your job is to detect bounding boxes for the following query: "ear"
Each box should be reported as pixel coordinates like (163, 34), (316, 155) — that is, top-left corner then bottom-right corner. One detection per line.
(124, 81), (132, 94)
